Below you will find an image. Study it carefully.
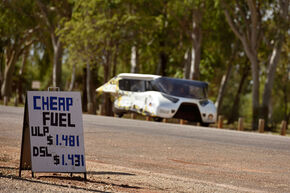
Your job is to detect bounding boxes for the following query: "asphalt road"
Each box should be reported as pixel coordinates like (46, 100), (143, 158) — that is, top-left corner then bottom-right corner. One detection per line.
(1, 106), (290, 192)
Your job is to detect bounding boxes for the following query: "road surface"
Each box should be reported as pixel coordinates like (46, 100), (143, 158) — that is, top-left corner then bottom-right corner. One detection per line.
(0, 106), (290, 192)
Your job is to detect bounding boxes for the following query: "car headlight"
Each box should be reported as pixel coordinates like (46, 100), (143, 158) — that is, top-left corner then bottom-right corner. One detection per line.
(161, 93), (179, 103)
(199, 100), (209, 106)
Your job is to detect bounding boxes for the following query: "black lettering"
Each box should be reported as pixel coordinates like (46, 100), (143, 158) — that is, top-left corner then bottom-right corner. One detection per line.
(51, 112), (58, 126)
(68, 113), (75, 127)
(59, 113), (66, 127)
(38, 147), (51, 157)
(39, 127), (44, 136)
(31, 126), (49, 136)
(39, 147), (46, 157)
(43, 112), (50, 126)
(46, 147), (52, 157)
(33, 146), (39, 156)
(31, 126), (38, 136)
(54, 155), (60, 165)
(47, 135), (53, 145)
(43, 126), (49, 136)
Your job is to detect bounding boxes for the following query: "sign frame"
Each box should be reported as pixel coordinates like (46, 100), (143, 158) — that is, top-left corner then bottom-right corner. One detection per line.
(19, 90), (86, 180)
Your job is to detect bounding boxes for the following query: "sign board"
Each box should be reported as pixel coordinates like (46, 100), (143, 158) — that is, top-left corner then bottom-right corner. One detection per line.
(19, 91), (86, 176)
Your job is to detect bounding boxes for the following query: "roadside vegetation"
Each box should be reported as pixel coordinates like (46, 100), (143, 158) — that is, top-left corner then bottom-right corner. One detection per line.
(0, 0), (289, 131)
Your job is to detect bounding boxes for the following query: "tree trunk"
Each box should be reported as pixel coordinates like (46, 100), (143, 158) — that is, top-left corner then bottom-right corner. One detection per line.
(236, 31), (260, 130)
(228, 65), (250, 124)
(17, 48), (29, 104)
(261, 37), (284, 129)
(189, 42), (201, 80)
(0, 48), (4, 100)
(103, 50), (113, 116)
(189, 11), (202, 81)
(222, 1), (261, 130)
(130, 45), (139, 73)
(1, 50), (17, 105)
(183, 49), (191, 79)
(68, 63), (76, 91)
(103, 93), (113, 116)
(82, 67), (87, 112)
(249, 54), (260, 130)
(112, 43), (119, 76)
(215, 43), (238, 116)
(215, 63), (233, 116)
(158, 52), (168, 76)
(156, 40), (168, 76)
(86, 63), (96, 114)
(282, 62), (289, 131)
(261, 0), (288, 128)
(52, 36), (63, 89)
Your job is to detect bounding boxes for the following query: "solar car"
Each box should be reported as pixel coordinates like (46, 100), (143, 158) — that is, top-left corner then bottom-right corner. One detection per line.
(96, 73), (216, 126)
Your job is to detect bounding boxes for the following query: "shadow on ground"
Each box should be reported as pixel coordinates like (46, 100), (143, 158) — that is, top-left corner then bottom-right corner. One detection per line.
(0, 166), (141, 192)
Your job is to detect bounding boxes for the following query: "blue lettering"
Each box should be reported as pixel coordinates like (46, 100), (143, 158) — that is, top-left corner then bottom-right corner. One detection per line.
(50, 97), (57, 110)
(33, 96), (41, 110)
(32, 96), (74, 111)
(66, 98), (73, 111)
(58, 97), (65, 111)
(42, 97), (49, 110)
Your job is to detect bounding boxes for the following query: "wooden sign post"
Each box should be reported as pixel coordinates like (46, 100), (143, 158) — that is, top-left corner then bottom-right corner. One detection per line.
(19, 91), (86, 179)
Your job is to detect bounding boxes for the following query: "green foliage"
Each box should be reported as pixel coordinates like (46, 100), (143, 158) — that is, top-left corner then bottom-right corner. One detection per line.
(0, 0), (289, 130)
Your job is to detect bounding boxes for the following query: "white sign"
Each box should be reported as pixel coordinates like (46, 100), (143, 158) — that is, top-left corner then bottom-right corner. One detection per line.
(27, 91), (86, 173)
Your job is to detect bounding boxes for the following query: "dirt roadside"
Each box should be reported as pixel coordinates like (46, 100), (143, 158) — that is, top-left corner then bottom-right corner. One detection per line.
(0, 143), (263, 193)
(1, 106), (280, 193)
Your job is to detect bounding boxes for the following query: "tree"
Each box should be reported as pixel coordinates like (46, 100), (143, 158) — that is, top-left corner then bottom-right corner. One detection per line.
(17, 47), (30, 104)
(58, 0), (99, 114)
(36, 0), (72, 89)
(59, 0), (127, 115)
(0, 0), (36, 105)
(261, 0), (289, 127)
(173, 0), (205, 80)
(221, 0), (288, 129)
(227, 64), (250, 124)
(221, 0), (262, 129)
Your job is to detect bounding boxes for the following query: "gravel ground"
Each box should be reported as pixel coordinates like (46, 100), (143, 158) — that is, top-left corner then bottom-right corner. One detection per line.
(0, 144), (266, 193)
(1, 106), (289, 192)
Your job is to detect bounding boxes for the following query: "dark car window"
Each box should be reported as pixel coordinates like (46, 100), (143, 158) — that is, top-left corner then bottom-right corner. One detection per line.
(119, 79), (145, 92)
(119, 79), (130, 91)
(152, 77), (208, 99)
(145, 81), (153, 91)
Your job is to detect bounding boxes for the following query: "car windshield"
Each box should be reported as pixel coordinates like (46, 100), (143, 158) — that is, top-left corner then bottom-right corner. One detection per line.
(152, 77), (208, 99)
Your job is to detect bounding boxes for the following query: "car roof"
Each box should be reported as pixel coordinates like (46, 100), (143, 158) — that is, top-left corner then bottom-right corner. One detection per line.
(118, 73), (161, 80)
(117, 73), (208, 87)
(158, 77), (208, 88)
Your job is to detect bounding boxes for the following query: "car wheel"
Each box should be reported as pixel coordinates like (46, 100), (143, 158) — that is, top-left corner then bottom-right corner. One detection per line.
(116, 113), (124, 118)
(153, 117), (163, 122)
(200, 122), (209, 127)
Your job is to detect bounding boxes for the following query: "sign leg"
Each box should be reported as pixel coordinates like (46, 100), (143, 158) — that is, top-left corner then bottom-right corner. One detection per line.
(19, 97), (29, 177)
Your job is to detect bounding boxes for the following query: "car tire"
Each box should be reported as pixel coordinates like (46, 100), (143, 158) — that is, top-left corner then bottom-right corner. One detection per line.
(115, 113), (124, 118)
(200, 122), (210, 127)
(153, 117), (163, 122)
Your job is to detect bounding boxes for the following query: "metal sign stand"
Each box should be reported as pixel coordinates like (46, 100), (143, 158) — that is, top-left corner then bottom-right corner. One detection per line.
(19, 88), (86, 180)
(48, 87), (60, 92)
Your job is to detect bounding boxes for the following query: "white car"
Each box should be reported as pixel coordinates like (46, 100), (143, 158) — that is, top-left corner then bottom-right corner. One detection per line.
(96, 73), (216, 126)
